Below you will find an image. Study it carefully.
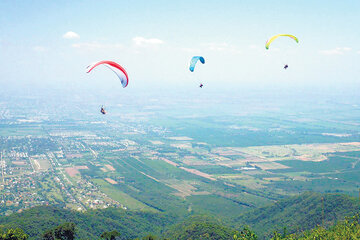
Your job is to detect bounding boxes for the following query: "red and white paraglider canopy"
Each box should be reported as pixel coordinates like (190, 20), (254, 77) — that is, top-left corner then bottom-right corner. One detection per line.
(86, 60), (129, 88)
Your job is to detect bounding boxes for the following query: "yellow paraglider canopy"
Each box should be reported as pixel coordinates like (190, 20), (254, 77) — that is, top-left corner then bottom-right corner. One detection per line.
(265, 34), (299, 50)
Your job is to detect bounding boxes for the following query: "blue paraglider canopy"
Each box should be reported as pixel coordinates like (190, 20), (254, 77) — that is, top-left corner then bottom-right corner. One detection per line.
(189, 56), (205, 72)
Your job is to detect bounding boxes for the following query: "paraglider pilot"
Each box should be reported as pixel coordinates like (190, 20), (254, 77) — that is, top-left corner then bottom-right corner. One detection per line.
(199, 83), (203, 88)
(100, 106), (106, 115)
(284, 64), (288, 70)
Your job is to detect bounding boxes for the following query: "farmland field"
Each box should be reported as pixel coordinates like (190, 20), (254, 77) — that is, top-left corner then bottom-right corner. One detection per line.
(2, 91), (360, 217)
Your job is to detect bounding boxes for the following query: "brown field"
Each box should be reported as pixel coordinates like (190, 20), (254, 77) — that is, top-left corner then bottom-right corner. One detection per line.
(183, 160), (211, 166)
(341, 142), (360, 146)
(105, 164), (115, 171)
(290, 175), (308, 181)
(105, 178), (118, 184)
(212, 156), (233, 162)
(295, 154), (327, 162)
(139, 171), (160, 182)
(263, 177), (284, 181)
(165, 180), (198, 197)
(218, 174), (267, 190)
(168, 136), (193, 141)
(160, 157), (179, 167)
(12, 161), (27, 165)
(65, 154), (83, 159)
(170, 143), (192, 149)
(253, 162), (290, 170)
(122, 131), (138, 135)
(216, 156), (267, 167)
(183, 155), (211, 165)
(213, 142), (360, 164)
(65, 167), (80, 177)
(179, 167), (216, 181)
(74, 166), (88, 170)
(211, 148), (245, 156)
(149, 140), (164, 145)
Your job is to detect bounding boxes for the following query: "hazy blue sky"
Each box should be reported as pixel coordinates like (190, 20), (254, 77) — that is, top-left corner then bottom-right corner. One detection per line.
(0, 0), (359, 94)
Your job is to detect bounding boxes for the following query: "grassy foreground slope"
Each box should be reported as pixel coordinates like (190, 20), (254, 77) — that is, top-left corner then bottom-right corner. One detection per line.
(235, 192), (360, 238)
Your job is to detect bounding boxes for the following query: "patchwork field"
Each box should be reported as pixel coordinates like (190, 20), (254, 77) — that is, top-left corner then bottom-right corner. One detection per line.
(2, 99), (360, 217)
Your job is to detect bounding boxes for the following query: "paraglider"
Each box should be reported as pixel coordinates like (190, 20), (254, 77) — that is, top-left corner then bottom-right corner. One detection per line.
(86, 60), (129, 88)
(189, 56), (205, 88)
(265, 34), (299, 69)
(86, 60), (129, 114)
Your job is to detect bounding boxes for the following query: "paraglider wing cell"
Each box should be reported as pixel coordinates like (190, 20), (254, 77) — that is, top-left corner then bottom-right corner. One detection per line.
(265, 34), (299, 50)
(86, 60), (129, 88)
(189, 56), (205, 72)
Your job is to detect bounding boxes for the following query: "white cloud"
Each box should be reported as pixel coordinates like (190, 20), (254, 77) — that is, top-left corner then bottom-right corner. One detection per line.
(203, 42), (241, 54)
(33, 46), (46, 52)
(249, 44), (259, 49)
(132, 37), (164, 47)
(72, 42), (123, 50)
(181, 47), (202, 53)
(320, 47), (352, 55)
(205, 42), (228, 51)
(63, 31), (80, 39)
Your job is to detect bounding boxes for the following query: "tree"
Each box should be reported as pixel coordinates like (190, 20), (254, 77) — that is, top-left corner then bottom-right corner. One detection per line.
(54, 222), (76, 240)
(41, 230), (55, 240)
(100, 230), (121, 240)
(233, 226), (258, 240)
(41, 223), (76, 240)
(0, 228), (28, 240)
(141, 235), (157, 240)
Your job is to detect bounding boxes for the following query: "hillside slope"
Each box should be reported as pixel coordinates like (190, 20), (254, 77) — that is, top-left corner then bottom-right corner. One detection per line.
(0, 192), (359, 239)
(165, 215), (235, 240)
(0, 206), (177, 239)
(235, 192), (360, 238)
